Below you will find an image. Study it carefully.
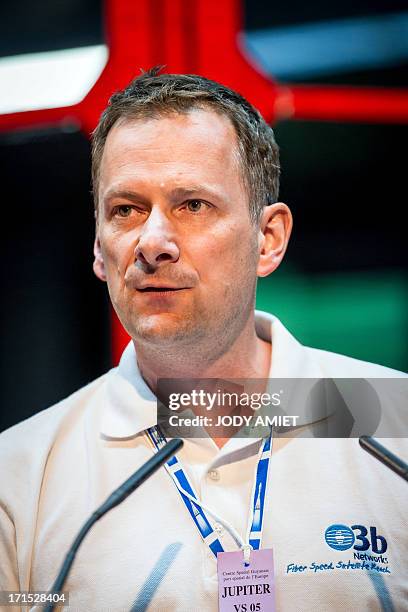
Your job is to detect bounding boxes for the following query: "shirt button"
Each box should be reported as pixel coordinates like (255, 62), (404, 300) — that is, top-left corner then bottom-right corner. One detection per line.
(208, 469), (220, 481)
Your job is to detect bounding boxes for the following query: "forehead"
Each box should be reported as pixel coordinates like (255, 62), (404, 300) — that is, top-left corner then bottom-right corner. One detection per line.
(98, 108), (244, 195)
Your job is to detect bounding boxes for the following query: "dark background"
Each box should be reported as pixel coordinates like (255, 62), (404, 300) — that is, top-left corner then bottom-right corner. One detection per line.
(0, 0), (407, 431)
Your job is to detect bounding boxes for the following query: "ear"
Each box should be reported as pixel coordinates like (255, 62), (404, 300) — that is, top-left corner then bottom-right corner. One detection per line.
(257, 203), (293, 277)
(93, 234), (107, 282)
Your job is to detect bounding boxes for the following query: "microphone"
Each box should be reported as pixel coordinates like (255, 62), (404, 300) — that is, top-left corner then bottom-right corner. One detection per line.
(44, 438), (183, 612)
(359, 436), (408, 482)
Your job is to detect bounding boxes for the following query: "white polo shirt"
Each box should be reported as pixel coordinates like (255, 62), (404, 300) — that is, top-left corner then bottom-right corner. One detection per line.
(0, 311), (407, 611)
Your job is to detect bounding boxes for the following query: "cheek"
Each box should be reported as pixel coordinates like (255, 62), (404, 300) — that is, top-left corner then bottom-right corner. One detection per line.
(192, 224), (257, 284)
(100, 230), (136, 277)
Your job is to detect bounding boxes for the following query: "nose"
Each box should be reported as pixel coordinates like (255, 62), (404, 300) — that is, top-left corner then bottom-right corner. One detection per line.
(134, 207), (179, 269)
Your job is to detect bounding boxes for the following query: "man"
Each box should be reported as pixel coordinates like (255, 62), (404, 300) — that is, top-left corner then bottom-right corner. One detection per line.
(0, 69), (407, 611)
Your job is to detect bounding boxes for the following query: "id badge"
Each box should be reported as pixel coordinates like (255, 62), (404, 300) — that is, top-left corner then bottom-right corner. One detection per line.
(217, 548), (275, 612)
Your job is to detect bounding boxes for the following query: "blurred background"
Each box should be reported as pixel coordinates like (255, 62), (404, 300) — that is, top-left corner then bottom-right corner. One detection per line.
(0, 0), (407, 431)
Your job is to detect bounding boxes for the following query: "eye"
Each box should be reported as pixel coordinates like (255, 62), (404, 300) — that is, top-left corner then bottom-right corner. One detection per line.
(186, 200), (206, 213)
(115, 205), (133, 217)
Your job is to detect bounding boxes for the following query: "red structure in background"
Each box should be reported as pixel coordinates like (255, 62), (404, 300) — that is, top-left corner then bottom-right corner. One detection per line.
(1, 0), (407, 363)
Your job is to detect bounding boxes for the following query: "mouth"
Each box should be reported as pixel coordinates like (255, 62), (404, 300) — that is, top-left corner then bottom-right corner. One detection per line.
(136, 286), (190, 297)
(137, 287), (187, 293)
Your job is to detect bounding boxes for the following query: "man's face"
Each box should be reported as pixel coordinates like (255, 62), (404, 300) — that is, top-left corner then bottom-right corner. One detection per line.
(94, 108), (261, 348)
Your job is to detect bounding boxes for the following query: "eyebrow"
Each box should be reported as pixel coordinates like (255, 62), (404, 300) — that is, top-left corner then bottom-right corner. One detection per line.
(102, 185), (225, 205)
(102, 189), (149, 205)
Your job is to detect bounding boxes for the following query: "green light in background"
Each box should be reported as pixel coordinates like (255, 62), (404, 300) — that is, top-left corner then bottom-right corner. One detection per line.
(256, 268), (408, 372)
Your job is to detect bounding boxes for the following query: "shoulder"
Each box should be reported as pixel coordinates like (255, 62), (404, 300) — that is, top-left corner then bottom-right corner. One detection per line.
(0, 372), (110, 468)
(0, 371), (114, 574)
(255, 309), (407, 378)
(306, 346), (407, 378)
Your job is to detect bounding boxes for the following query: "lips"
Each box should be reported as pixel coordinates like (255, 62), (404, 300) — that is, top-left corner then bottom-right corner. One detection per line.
(137, 286), (187, 292)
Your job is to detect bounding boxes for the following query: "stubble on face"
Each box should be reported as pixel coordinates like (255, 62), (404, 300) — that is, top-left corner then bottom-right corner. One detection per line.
(111, 228), (260, 360)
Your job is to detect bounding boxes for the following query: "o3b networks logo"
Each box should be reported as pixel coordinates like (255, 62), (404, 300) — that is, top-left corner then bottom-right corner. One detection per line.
(286, 523), (390, 575)
(325, 524), (387, 554)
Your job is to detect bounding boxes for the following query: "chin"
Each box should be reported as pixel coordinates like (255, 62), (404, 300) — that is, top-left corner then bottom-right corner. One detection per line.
(127, 313), (200, 345)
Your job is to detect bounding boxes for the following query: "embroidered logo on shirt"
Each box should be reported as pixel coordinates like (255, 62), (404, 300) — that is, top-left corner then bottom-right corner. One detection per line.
(285, 524), (390, 575)
(325, 524), (355, 550)
(325, 524), (387, 554)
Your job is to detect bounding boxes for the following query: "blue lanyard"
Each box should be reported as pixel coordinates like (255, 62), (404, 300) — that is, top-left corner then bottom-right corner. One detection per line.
(146, 426), (273, 558)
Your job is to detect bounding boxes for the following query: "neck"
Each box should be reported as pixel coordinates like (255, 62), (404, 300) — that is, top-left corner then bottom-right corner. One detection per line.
(134, 313), (272, 448)
(136, 312), (271, 388)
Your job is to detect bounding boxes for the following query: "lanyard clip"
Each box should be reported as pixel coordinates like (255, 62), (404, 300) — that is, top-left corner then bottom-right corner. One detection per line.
(242, 544), (253, 566)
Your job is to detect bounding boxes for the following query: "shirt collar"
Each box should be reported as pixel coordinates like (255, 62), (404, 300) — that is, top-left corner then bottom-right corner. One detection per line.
(100, 341), (157, 439)
(100, 310), (327, 439)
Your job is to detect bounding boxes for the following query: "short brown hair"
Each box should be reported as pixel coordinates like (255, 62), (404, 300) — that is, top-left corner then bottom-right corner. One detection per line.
(91, 67), (280, 223)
